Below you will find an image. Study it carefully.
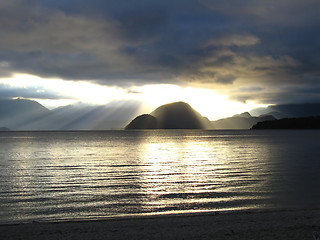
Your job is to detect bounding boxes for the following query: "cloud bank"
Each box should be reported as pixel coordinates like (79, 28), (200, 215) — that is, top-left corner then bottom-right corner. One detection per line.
(0, 0), (319, 104)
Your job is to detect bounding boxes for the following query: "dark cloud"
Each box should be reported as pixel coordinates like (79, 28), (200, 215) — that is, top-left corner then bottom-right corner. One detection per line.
(0, 0), (319, 104)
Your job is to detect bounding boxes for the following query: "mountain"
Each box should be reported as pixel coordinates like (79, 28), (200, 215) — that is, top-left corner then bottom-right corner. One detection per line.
(211, 112), (276, 129)
(4, 98), (318, 131)
(0, 127), (10, 131)
(258, 111), (289, 119)
(251, 116), (320, 129)
(0, 99), (142, 130)
(250, 103), (320, 119)
(52, 101), (141, 130)
(126, 102), (212, 129)
(269, 103), (320, 117)
(0, 98), (66, 130)
(233, 112), (252, 118)
(151, 102), (212, 129)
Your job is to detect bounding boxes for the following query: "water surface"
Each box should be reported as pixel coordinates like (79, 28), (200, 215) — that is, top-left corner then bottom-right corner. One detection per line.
(0, 130), (319, 223)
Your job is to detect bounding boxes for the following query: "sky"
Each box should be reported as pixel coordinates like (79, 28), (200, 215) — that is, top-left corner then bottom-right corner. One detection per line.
(0, 0), (319, 120)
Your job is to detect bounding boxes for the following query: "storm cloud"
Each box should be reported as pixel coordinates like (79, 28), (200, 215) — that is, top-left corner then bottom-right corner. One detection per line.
(0, 0), (319, 104)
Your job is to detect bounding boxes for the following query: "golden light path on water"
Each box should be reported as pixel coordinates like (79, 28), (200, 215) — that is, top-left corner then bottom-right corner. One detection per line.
(0, 73), (267, 120)
(137, 132), (271, 213)
(1, 130), (320, 223)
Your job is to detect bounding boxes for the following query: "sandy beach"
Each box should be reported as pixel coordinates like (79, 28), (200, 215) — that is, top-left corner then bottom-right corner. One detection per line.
(1, 209), (319, 240)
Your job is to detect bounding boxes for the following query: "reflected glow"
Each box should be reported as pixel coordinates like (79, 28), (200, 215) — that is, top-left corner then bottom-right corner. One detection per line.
(132, 131), (272, 214)
(1, 130), (318, 223)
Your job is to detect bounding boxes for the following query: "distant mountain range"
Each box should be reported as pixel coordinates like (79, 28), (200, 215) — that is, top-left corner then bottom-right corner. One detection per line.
(0, 98), (65, 130)
(250, 103), (320, 118)
(52, 101), (140, 130)
(125, 103), (277, 130)
(0, 127), (10, 131)
(126, 102), (320, 130)
(1, 98), (319, 130)
(0, 99), (140, 130)
(211, 112), (275, 129)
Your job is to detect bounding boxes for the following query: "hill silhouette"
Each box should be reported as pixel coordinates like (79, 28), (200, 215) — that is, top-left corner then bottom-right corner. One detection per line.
(151, 102), (212, 129)
(251, 116), (320, 129)
(0, 127), (10, 131)
(125, 114), (159, 129)
(126, 102), (212, 129)
(5, 98), (318, 131)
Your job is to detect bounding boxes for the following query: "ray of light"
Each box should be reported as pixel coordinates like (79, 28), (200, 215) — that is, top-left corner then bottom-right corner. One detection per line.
(0, 74), (268, 120)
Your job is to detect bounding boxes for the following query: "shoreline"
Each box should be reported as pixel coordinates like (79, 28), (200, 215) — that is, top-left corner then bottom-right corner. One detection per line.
(1, 208), (319, 240)
(0, 208), (281, 225)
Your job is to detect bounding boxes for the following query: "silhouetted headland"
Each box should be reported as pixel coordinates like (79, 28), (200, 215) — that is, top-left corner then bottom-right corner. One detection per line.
(0, 127), (10, 131)
(125, 102), (212, 129)
(251, 116), (320, 129)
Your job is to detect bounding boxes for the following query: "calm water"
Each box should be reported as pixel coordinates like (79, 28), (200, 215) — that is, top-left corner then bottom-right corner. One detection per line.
(0, 130), (319, 223)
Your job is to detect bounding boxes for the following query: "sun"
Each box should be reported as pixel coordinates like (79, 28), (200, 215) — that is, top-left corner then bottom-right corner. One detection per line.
(131, 84), (267, 120)
(0, 73), (267, 119)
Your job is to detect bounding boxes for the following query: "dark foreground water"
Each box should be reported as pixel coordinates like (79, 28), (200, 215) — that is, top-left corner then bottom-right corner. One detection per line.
(0, 130), (319, 223)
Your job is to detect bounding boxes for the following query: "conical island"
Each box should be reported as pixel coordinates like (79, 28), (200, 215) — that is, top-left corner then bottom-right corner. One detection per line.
(125, 102), (212, 129)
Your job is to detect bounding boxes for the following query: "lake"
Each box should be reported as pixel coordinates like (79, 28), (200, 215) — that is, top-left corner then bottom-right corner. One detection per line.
(0, 130), (319, 223)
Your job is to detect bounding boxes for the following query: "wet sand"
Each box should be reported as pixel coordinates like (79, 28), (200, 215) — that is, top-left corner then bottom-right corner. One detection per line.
(1, 209), (319, 240)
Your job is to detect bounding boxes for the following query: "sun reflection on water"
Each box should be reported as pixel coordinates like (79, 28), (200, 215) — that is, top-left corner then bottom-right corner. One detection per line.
(135, 131), (269, 213)
(1, 130), (318, 223)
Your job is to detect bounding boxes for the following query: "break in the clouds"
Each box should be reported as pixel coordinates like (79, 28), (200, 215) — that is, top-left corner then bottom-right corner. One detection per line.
(0, 0), (319, 104)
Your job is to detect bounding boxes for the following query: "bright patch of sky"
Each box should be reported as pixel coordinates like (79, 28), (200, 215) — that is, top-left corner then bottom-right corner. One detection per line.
(0, 73), (267, 120)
